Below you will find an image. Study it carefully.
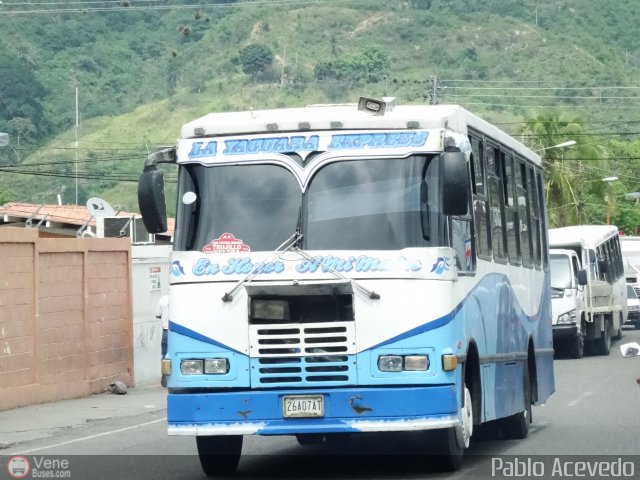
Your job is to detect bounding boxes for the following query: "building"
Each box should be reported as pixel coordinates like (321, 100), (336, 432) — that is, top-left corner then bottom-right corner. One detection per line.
(0, 202), (175, 386)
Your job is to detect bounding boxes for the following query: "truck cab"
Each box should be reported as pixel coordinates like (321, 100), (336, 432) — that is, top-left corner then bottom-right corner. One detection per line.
(550, 249), (588, 358)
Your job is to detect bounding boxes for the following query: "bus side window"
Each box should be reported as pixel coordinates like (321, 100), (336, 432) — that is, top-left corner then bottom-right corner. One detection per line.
(536, 170), (549, 271)
(517, 159), (532, 268)
(470, 134), (490, 259)
(487, 144), (507, 262)
(503, 152), (520, 265)
(527, 165), (542, 268)
(451, 218), (473, 272)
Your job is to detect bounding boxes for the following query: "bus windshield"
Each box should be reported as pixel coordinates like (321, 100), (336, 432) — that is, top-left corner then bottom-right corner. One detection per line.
(176, 155), (445, 251)
(550, 254), (572, 289)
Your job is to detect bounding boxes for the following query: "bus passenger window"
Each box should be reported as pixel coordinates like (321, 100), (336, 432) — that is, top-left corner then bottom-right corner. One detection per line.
(452, 218), (473, 272)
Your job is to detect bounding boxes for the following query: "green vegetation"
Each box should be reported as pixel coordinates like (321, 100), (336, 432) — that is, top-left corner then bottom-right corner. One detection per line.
(1, 0), (640, 230)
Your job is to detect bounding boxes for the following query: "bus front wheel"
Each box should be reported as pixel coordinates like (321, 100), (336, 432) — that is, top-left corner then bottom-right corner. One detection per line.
(196, 435), (243, 477)
(425, 386), (472, 471)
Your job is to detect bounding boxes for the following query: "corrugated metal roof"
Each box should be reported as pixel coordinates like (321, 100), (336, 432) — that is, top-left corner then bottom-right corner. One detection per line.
(0, 202), (175, 235)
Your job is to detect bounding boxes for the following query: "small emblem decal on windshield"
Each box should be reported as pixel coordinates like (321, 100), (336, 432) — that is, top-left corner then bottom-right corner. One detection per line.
(203, 233), (251, 254)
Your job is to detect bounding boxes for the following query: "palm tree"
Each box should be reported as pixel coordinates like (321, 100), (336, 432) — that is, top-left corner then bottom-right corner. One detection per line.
(519, 111), (606, 227)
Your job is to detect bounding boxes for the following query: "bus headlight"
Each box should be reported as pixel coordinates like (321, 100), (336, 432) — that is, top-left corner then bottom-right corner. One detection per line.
(378, 355), (430, 372)
(204, 358), (229, 374)
(378, 355), (403, 372)
(180, 359), (230, 375)
(404, 355), (429, 371)
(181, 359), (203, 375)
(558, 310), (577, 325)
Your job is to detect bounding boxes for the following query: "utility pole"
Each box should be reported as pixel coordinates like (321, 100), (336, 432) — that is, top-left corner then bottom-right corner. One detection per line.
(426, 75), (444, 105)
(75, 87), (79, 205)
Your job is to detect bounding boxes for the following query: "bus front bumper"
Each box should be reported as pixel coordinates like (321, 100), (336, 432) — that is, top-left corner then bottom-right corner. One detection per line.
(167, 385), (459, 436)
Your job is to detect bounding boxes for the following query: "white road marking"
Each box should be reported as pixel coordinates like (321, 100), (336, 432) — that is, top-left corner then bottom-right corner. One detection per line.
(567, 391), (593, 407)
(13, 417), (167, 454)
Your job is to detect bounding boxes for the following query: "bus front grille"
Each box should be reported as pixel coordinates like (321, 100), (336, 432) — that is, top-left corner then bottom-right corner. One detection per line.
(249, 321), (356, 386)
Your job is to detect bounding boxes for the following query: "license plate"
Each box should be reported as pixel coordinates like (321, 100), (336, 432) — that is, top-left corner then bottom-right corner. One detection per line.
(283, 395), (324, 418)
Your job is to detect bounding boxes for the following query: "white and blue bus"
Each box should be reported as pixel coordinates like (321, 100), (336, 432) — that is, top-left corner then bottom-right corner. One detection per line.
(138, 97), (554, 475)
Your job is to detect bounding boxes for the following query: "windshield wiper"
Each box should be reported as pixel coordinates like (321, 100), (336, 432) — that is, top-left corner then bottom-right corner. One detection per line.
(291, 247), (381, 300)
(221, 231), (303, 302)
(222, 204), (379, 301)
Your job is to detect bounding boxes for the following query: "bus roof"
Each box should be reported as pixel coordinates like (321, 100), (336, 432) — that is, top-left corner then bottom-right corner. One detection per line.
(180, 101), (540, 165)
(548, 225), (619, 249)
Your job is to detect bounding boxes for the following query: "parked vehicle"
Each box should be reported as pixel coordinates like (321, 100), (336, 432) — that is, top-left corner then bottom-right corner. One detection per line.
(548, 226), (627, 357)
(549, 249), (588, 358)
(626, 284), (640, 330)
(620, 237), (640, 313)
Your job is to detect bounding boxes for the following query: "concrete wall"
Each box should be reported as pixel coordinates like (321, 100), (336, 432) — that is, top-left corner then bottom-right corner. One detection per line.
(131, 244), (171, 385)
(0, 227), (133, 411)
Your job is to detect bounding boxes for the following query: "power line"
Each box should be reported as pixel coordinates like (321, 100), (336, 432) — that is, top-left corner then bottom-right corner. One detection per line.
(0, 0), (356, 15)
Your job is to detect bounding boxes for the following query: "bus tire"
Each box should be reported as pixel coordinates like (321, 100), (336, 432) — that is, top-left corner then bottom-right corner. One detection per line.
(324, 432), (352, 446)
(295, 434), (325, 446)
(427, 427), (464, 472)
(598, 319), (612, 356)
(426, 385), (472, 471)
(196, 435), (243, 477)
(502, 364), (531, 440)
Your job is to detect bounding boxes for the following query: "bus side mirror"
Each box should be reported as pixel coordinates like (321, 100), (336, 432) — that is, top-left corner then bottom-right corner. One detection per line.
(138, 169), (168, 234)
(576, 269), (588, 286)
(441, 151), (469, 216)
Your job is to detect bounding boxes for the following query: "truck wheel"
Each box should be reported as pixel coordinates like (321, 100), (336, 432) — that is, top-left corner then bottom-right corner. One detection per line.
(196, 435), (243, 477)
(613, 312), (623, 340)
(571, 328), (585, 359)
(598, 319), (612, 356)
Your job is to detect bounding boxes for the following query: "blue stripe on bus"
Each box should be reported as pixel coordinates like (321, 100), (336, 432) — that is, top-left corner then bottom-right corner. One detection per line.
(169, 321), (243, 354)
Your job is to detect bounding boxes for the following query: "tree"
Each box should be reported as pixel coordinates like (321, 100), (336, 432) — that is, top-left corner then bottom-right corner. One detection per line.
(0, 52), (50, 143)
(313, 45), (390, 85)
(239, 43), (274, 76)
(0, 187), (13, 205)
(520, 111), (605, 227)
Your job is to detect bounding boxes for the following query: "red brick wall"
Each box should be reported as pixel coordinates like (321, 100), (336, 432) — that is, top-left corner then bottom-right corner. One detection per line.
(0, 228), (133, 411)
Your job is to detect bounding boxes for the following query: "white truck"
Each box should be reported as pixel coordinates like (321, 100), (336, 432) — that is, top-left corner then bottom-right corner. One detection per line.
(620, 236), (640, 329)
(549, 226), (627, 358)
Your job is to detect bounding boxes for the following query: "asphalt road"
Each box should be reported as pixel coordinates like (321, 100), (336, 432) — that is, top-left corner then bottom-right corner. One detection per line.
(3, 327), (640, 479)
